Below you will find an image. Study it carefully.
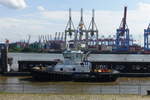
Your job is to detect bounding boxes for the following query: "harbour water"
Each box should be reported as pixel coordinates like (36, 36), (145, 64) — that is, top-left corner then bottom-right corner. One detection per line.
(0, 76), (150, 95)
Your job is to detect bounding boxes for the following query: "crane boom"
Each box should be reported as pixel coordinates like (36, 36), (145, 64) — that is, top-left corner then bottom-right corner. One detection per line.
(122, 6), (127, 31)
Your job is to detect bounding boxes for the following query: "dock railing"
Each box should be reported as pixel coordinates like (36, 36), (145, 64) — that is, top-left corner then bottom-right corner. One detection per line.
(0, 82), (149, 95)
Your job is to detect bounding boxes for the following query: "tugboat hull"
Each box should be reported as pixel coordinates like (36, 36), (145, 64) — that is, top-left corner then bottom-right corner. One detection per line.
(31, 70), (72, 81)
(72, 72), (119, 82)
(31, 70), (119, 82)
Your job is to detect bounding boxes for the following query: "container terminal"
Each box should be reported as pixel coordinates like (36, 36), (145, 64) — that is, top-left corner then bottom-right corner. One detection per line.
(1, 6), (150, 79)
(4, 6), (149, 54)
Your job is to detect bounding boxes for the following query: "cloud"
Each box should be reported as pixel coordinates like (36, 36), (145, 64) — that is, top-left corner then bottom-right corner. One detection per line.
(0, 17), (65, 42)
(138, 2), (150, 12)
(37, 6), (46, 11)
(0, 0), (27, 9)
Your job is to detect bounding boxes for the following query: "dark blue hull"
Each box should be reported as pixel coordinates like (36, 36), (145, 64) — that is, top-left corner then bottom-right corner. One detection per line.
(31, 70), (119, 82)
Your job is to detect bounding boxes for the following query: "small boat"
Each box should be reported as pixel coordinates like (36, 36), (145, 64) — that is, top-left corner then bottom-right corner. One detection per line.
(31, 49), (119, 82)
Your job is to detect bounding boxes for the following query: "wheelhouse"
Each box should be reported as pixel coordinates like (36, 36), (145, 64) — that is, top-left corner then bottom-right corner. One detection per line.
(63, 50), (83, 63)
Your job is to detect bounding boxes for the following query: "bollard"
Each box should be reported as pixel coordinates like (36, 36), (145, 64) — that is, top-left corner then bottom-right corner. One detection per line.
(1, 45), (8, 73)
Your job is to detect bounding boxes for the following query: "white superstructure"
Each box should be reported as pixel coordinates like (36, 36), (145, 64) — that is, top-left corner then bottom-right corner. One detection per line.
(51, 50), (91, 72)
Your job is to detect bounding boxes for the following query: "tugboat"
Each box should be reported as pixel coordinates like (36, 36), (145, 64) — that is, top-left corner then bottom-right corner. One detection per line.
(31, 49), (119, 81)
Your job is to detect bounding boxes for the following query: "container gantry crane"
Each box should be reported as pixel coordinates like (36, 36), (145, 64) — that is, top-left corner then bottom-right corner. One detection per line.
(76, 8), (88, 50)
(144, 24), (150, 51)
(77, 8), (87, 41)
(88, 9), (99, 50)
(65, 8), (76, 49)
(115, 6), (130, 51)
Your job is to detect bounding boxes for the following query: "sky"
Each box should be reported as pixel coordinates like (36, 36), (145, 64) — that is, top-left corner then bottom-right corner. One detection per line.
(0, 0), (150, 45)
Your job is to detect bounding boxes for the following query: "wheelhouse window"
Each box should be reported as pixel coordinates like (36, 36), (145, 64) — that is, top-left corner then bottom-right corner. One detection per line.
(63, 53), (71, 59)
(72, 53), (83, 61)
(63, 50), (83, 62)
